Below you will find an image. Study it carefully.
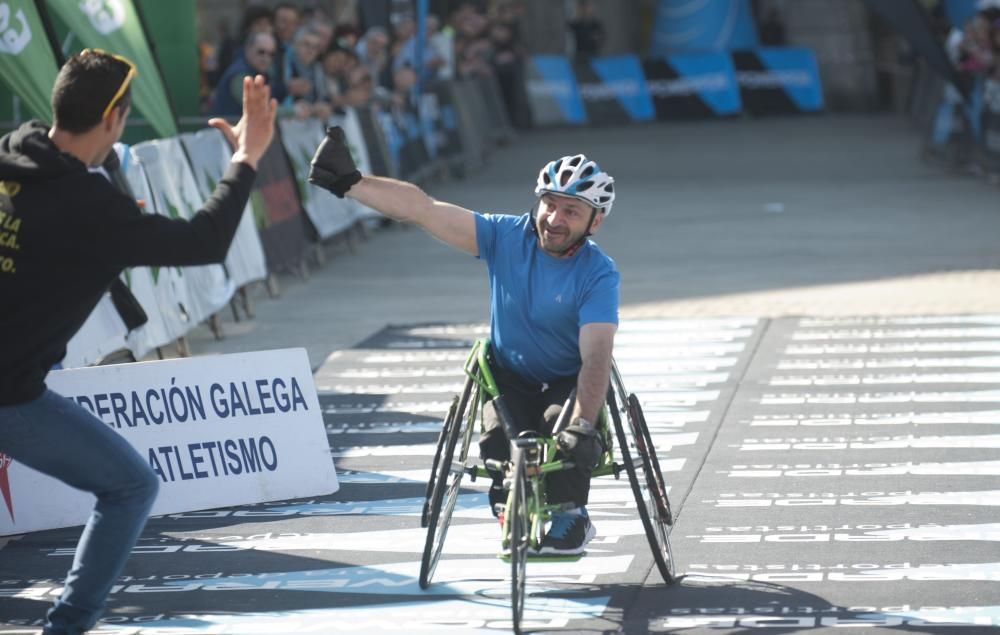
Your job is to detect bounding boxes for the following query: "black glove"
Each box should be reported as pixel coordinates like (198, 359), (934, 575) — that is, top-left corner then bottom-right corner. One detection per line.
(308, 126), (362, 198)
(556, 417), (603, 471)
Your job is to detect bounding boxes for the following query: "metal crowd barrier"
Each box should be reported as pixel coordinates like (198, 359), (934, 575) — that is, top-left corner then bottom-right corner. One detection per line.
(65, 75), (515, 367)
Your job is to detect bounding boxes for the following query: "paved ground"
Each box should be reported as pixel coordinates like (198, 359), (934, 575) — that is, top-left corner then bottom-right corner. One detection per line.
(179, 114), (1000, 368)
(3, 114), (1000, 634)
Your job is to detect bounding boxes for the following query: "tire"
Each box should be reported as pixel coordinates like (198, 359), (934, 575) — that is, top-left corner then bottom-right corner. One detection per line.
(419, 371), (478, 588)
(421, 399), (456, 528)
(609, 363), (676, 584)
(509, 446), (529, 635)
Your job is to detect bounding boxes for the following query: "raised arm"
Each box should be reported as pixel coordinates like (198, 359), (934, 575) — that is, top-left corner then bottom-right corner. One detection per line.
(308, 127), (477, 255)
(349, 177), (477, 255)
(91, 75), (276, 268)
(208, 75), (277, 170)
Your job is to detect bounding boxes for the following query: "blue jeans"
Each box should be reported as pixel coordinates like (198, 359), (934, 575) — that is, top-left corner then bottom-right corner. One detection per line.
(0, 390), (159, 635)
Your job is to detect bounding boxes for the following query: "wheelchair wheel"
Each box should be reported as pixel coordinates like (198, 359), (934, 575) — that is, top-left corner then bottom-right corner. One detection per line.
(419, 370), (479, 588)
(609, 362), (676, 584)
(508, 446), (529, 635)
(421, 399), (455, 528)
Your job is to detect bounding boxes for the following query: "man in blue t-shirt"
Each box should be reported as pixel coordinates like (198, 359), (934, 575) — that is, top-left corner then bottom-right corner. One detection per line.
(309, 129), (619, 555)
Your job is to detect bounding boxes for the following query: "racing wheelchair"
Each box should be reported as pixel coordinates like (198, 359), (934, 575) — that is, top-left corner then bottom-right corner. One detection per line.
(419, 339), (675, 634)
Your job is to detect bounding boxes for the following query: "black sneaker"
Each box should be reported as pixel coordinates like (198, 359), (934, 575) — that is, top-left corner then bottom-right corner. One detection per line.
(537, 509), (595, 555)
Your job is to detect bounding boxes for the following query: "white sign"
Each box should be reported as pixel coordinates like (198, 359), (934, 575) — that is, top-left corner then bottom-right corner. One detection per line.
(181, 128), (268, 289)
(0, 349), (338, 536)
(279, 117), (355, 239)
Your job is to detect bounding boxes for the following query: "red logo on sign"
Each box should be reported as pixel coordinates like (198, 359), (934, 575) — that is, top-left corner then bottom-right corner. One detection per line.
(0, 454), (13, 521)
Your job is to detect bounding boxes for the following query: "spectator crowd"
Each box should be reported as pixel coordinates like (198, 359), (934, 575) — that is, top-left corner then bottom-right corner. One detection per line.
(922, 0), (1000, 180)
(198, 1), (529, 128)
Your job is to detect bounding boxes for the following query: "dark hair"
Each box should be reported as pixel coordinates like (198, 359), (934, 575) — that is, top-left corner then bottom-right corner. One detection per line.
(238, 5), (274, 38)
(51, 50), (132, 133)
(244, 30), (275, 51)
(275, 2), (300, 16)
(334, 23), (359, 39)
(324, 43), (358, 60)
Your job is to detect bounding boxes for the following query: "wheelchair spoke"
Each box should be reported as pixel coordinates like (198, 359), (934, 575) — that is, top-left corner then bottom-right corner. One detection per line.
(509, 447), (529, 635)
(420, 370), (478, 589)
(609, 361), (677, 584)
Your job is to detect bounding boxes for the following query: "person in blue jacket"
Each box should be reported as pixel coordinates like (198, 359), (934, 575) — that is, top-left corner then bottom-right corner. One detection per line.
(210, 31), (281, 116)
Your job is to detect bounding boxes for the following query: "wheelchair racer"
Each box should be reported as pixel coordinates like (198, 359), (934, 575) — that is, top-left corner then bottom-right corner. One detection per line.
(309, 129), (619, 555)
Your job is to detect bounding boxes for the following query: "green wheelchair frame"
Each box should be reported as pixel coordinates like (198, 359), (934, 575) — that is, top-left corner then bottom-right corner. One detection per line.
(419, 339), (675, 634)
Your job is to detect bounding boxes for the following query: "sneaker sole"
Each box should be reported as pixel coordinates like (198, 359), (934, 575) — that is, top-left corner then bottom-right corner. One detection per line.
(536, 523), (597, 556)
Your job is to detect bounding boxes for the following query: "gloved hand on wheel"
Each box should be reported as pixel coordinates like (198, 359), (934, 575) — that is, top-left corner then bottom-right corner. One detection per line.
(556, 417), (603, 471)
(308, 126), (362, 198)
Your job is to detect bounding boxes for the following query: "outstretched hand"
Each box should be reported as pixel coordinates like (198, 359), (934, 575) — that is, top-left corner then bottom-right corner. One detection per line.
(208, 75), (277, 169)
(308, 126), (362, 198)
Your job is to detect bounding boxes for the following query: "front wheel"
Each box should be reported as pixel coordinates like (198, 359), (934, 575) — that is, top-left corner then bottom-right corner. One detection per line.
(419, 372), (477, 588)
(609, 363), (676, 584)
(421, 399), (454, 528)
(508, 446), (529, 635)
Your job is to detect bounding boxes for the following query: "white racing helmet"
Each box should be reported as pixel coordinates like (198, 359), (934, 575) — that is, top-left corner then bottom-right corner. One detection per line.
(534, 154), (615, 216)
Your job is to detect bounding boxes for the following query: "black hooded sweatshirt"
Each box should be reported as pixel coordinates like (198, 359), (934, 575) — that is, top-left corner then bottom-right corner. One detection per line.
(0, 121), (257, 405)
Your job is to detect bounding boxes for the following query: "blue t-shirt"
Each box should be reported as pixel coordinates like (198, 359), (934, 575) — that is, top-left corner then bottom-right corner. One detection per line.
(475, 212), (619, 384)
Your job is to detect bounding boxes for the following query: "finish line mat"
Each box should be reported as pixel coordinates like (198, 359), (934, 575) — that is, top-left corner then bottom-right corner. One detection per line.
(2, 316), (999, 633)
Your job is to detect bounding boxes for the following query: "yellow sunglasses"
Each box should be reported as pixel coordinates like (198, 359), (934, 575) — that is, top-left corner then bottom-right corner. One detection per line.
(80, 48), (137, 119)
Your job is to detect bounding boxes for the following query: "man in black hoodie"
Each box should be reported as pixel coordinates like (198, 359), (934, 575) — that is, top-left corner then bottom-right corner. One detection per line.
(0, 50), (276, 634)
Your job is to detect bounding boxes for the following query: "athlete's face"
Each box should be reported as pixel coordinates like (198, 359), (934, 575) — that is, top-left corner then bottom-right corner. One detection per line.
(535, 192), (603, 257)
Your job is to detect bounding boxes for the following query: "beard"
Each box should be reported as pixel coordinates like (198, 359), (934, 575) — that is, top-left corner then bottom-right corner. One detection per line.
(536, 217), (587, 257)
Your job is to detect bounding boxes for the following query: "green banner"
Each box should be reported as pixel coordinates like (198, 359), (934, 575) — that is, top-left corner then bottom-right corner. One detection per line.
(43, 0), (177, 138)
(136, 0), (199, 124)
(0, 1), (60, 122)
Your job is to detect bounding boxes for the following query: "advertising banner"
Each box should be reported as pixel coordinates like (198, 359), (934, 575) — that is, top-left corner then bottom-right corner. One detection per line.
(942, 0), (978, 27)
(650, 0), (759, 56)
(132, 138), (235, 325)
(0, 349), (339, 535)
(61, 293), (127, 368)
(575, 55), (654, 125)
(0, 0), (59, 122)
(330, 107), (380, 220)
(732, 48), (824, 115)
(181, 128), (268, 288)
(525, 55), (586, 126)
(42, 0), (178, 138)
(643, 52), (742, 118)
(136, 0), (200, 120)
(250, 132), (311, 272)
(119, 144), (193, 359)
(279, 117), (355, 239)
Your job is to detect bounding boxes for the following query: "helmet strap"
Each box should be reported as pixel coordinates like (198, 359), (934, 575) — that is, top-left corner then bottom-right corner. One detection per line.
(562, 207), (599, 257)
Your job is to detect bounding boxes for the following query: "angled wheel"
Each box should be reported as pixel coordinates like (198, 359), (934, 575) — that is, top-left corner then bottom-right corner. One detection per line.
(609, 361), (676, 584)
(508, 446), (529, 635)
(419, 369), (479, 588)
(421, 399), (455, 528)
